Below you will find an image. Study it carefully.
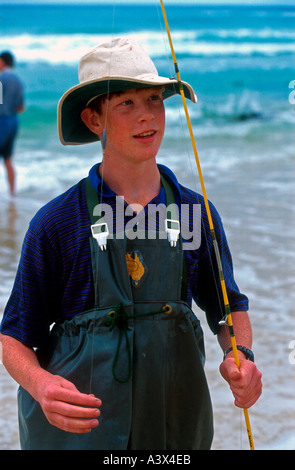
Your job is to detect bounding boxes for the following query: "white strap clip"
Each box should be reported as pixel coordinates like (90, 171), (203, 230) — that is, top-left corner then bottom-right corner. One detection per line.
(91, 222), (109, 251)
(165, 219), (180, 247)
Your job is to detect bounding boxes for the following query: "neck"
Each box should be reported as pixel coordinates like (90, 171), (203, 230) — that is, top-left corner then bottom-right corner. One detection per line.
(99, 158), (161, 209)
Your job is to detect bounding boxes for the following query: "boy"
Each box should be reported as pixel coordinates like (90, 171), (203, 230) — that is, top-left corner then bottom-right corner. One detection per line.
(0, 38), (262, 450)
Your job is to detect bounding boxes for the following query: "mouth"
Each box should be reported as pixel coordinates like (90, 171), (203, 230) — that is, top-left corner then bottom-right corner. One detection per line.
(134, 130), (156, 139)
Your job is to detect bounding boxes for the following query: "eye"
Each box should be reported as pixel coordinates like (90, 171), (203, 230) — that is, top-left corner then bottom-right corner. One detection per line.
(149, 94), (163, 102)
(122, 99), (133, 106)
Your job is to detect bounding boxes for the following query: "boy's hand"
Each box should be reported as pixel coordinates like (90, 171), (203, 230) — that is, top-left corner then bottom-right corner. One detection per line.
(219, 354), (262, 409)
(35, 372), (102, 433)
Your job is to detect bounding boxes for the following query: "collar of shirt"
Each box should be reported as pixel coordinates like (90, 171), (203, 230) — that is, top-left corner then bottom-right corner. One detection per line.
(88, 162), (181, 207)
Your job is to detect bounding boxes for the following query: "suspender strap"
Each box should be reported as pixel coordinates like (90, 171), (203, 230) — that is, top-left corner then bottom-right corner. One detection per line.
(85, 176), (101, 226)
(160, 174), (188, 302)
(85, 174), (188, 301)
(160, 174), (176, 216)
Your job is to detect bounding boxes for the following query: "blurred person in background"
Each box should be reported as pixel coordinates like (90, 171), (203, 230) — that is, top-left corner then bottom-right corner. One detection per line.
(0, 51), (25, 195)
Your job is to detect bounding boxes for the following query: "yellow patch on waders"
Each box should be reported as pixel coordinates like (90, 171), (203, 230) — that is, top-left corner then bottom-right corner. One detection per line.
(125, 252), (146, 287)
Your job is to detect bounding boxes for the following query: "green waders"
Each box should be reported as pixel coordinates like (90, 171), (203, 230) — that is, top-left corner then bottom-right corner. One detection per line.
(18, 176), (213, 450)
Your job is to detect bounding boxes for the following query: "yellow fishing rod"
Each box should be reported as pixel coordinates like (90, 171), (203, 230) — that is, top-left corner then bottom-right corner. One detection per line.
(159, 0), (255, 450)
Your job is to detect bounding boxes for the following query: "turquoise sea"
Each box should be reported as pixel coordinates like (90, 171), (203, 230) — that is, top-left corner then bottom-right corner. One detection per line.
(0, 2), (294, 450)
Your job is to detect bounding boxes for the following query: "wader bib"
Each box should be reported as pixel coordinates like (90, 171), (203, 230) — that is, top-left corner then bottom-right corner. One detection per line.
(18, 176), (213, 450)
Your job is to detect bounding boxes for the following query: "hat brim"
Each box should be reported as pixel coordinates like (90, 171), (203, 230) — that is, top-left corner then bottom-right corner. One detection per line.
(57, 76), (197, 145)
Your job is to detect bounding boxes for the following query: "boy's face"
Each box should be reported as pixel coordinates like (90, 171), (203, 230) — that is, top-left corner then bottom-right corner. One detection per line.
(96, 86), (165, 165)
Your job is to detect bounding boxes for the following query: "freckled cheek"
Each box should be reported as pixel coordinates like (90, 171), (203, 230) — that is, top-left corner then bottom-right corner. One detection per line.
(105, 122), (128, 148)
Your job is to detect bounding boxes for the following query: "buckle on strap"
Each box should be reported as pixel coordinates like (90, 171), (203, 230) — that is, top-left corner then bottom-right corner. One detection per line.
(165, 218), (180, 247)
(91, 222), (109, 251)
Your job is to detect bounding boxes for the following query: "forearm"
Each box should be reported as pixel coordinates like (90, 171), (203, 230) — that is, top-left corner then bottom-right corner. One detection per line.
(217, 311), (252, 358)
(0, 333), (102, 433)
(0, 333), (50, 401)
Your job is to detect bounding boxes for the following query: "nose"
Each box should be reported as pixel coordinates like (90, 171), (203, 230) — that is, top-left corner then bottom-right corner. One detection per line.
(137, 102), (154, 123)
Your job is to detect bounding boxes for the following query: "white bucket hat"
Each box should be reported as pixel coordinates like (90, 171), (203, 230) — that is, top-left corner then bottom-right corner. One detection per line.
(57, 37), (197, 146)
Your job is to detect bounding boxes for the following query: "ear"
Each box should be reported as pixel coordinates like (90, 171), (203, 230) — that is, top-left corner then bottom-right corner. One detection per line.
(80, 108), (104, 137)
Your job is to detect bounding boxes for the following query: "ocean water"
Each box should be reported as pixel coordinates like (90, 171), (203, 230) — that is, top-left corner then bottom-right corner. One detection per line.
(0, 2), (295, 450)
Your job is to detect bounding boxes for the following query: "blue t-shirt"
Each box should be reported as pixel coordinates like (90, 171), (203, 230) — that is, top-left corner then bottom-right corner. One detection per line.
(0, 164), (248, 347)
(0, 69), (24, 116)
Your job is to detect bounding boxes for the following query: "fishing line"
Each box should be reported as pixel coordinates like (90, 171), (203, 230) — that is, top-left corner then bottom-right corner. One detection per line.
(158, 0), (255, 450)
(155, 3), (224, 319)
(98, 1), (117, 204)
(155, 2), (232, 448)
(154, 11), (230, 449)
(88, 3), (117, 395)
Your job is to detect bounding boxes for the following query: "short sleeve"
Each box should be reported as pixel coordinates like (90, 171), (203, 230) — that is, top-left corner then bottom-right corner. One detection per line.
(0, 226), (61, 347)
